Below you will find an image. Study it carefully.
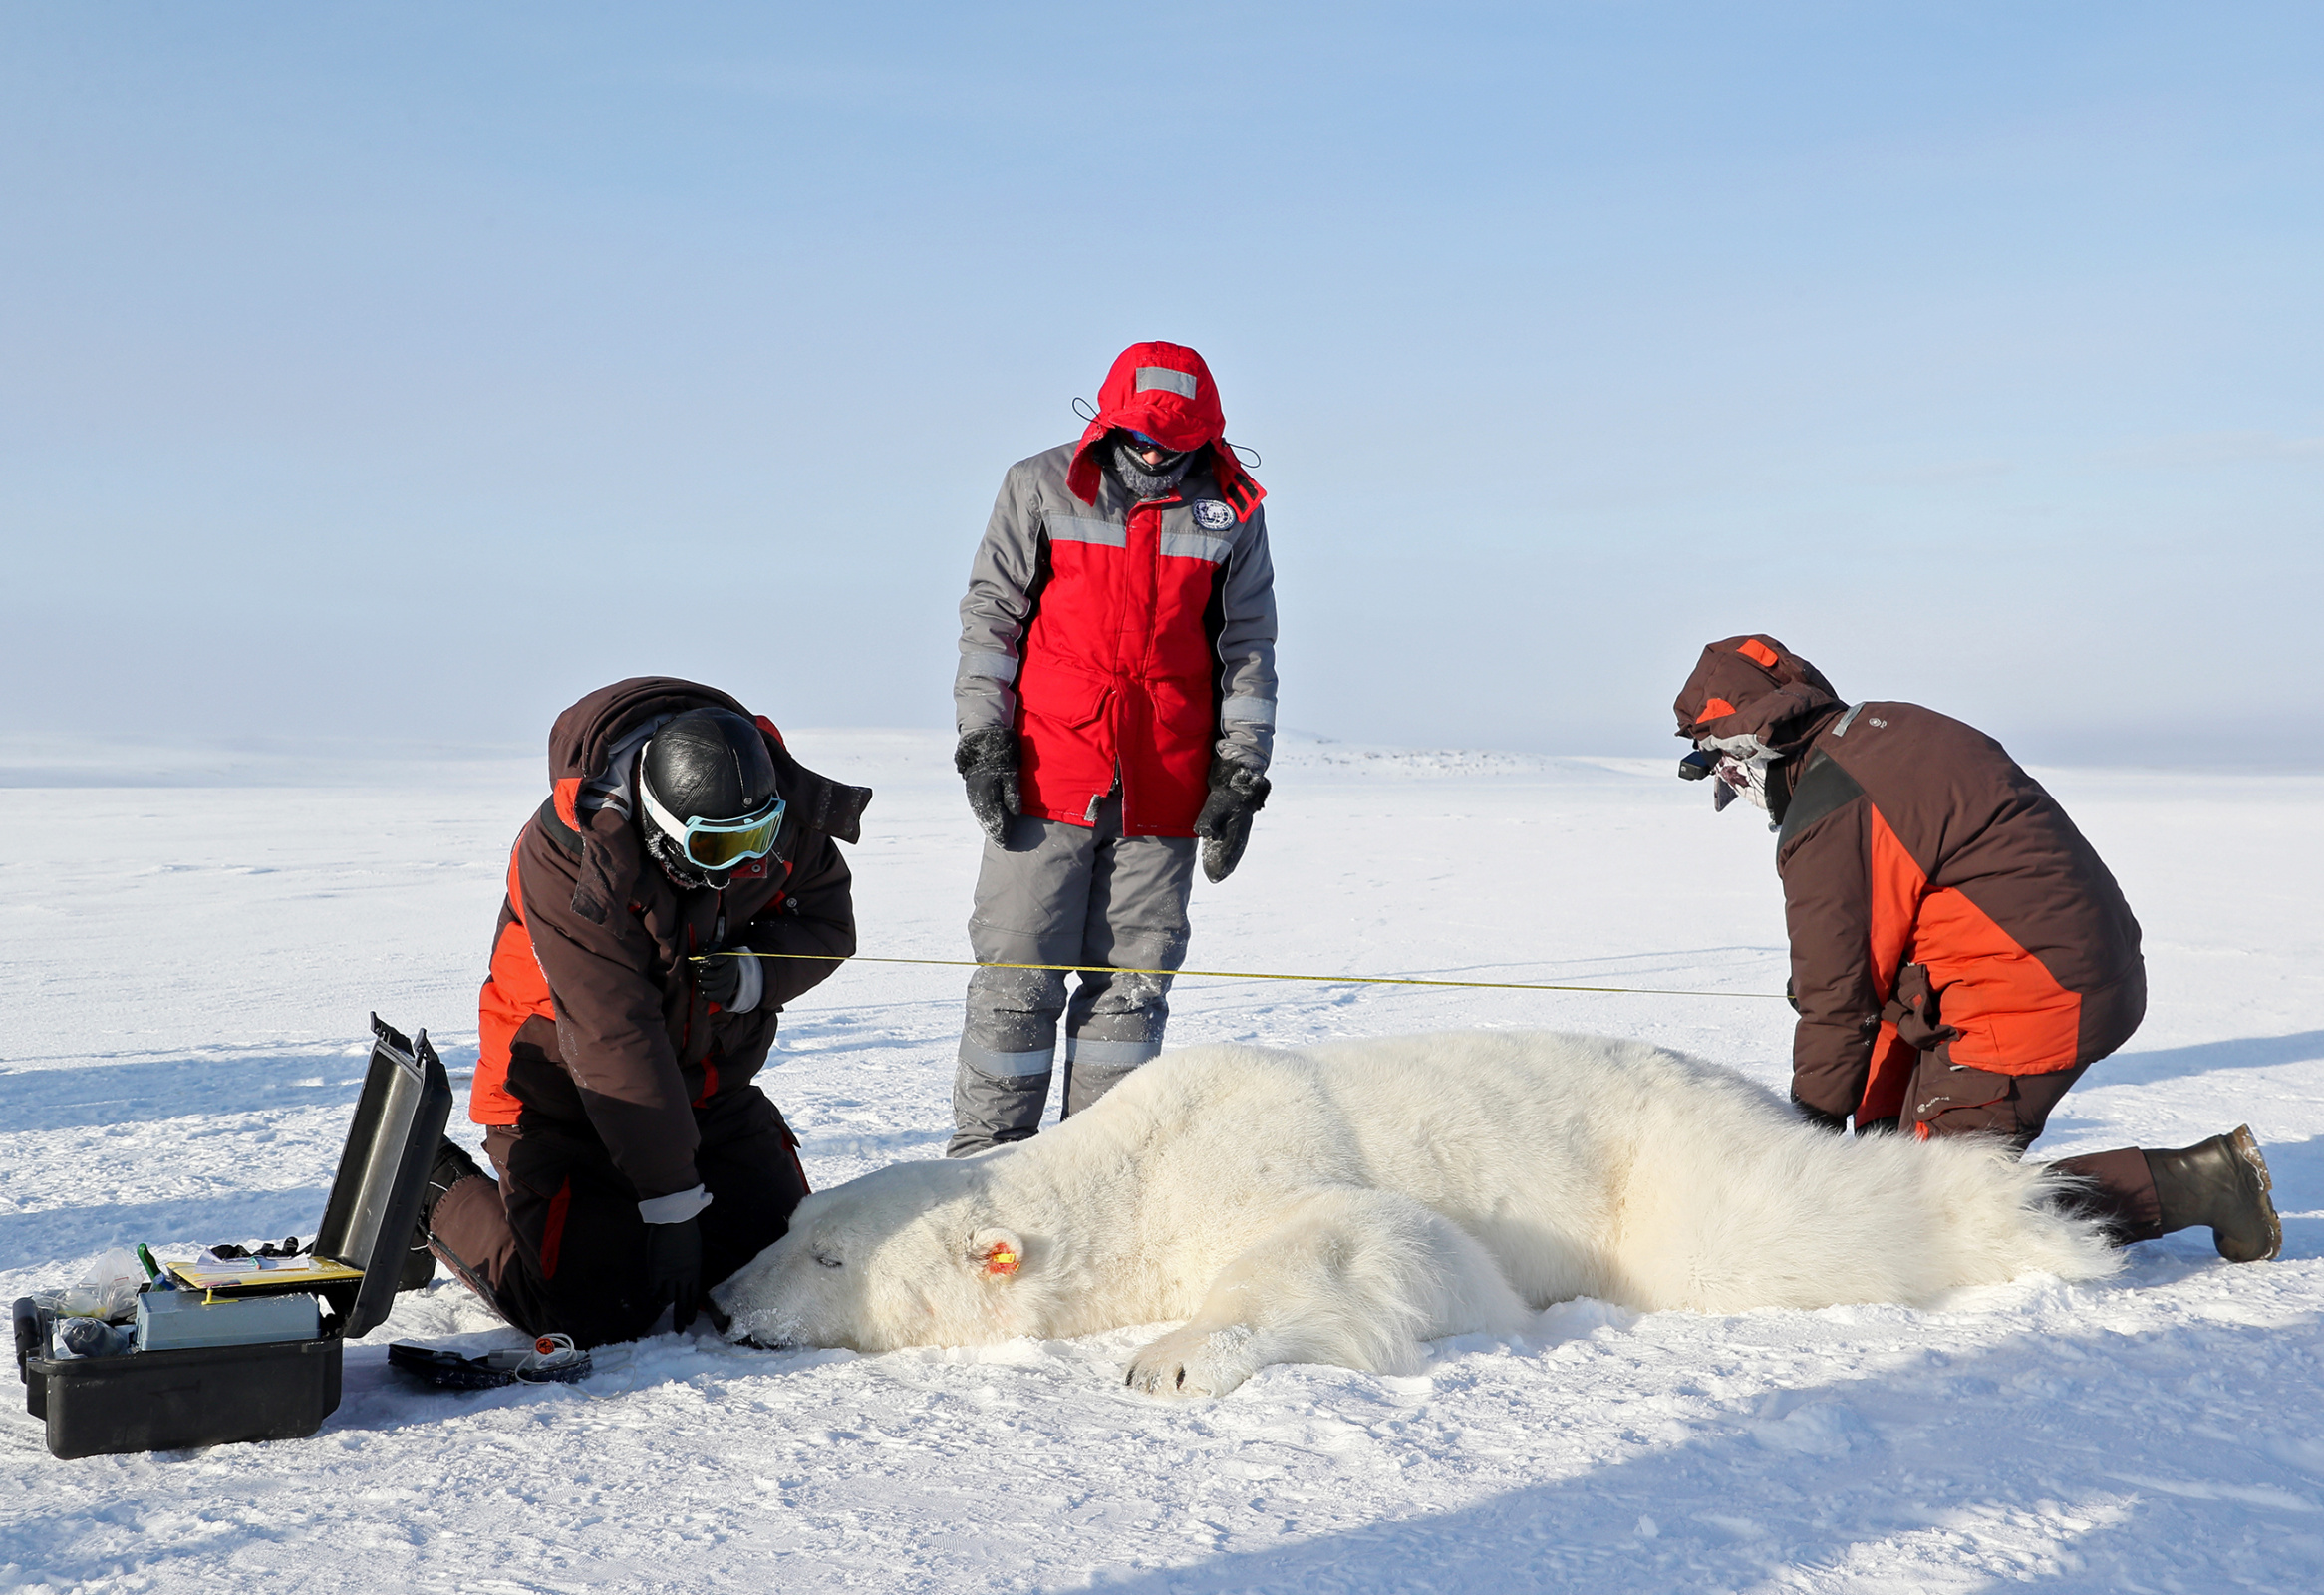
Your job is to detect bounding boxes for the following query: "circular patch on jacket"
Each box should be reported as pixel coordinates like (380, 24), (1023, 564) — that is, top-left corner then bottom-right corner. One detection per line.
(1191, 499), (1238, 531)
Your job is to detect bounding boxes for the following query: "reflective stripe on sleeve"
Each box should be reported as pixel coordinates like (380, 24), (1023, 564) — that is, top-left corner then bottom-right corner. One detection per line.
(960, 651), (1020, 683)
(1221, 695), (1277, 727)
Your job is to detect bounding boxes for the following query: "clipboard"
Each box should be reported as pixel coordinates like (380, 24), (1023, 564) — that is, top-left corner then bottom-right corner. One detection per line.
(165, 1255), (369, 1294)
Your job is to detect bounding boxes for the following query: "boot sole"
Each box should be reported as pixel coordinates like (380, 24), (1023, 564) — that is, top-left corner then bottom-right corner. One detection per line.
(2225, 1124), (2283, 1263)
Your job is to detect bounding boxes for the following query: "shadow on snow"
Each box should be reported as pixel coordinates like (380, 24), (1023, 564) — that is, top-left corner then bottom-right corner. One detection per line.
(2095, 1031), (2324, 1089)
(1037, 1285), (2324, 1594)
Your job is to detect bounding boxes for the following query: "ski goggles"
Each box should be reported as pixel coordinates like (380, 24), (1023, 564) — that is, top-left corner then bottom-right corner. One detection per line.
(639, 783), (786, 870)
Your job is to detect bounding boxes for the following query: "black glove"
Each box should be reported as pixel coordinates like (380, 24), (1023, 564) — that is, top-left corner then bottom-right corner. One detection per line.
(697, 951), (743, 1010)
(955, 728), (1021, 845)
(1791, 1092), (1850, 1135)
(1194, 759), (1271, 883)
(643, 1218), (704, 1332)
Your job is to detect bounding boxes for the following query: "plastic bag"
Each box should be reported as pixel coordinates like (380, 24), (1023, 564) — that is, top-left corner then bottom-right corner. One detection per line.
(53, 1316), (134, 1359)
(50, 1247), (145, 1323)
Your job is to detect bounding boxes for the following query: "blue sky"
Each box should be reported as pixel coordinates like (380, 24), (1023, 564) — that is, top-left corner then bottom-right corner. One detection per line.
(3, 3), (2316, 764)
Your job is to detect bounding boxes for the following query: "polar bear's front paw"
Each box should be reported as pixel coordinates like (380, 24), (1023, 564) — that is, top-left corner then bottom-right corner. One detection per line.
(1124, 1322), (1260, 1398)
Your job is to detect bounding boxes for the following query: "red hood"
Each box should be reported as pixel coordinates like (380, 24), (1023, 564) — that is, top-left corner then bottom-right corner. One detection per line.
(1064, 341), (1266, 516)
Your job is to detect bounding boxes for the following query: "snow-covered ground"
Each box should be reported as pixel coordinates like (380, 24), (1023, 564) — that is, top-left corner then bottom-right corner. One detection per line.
(4, 730), (2320, 1593)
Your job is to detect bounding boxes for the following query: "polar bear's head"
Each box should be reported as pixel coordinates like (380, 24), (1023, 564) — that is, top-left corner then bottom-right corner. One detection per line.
(711, 1156), (1051, 1352)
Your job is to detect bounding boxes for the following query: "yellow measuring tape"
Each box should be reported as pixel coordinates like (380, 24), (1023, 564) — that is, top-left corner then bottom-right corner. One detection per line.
(697, 949), (1785, 1001)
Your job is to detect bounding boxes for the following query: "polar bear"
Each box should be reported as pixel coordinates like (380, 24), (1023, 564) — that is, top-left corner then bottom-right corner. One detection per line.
(714, 1032), (2117, 1396)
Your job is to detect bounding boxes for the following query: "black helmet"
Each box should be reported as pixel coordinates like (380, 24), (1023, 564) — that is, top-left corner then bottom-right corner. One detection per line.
(638, 708), (783, 890)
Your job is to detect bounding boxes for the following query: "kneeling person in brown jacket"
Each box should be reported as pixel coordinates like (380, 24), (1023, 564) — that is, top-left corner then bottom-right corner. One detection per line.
(1674, 635), (2279, 1263)
(417, 677), (869, 1346)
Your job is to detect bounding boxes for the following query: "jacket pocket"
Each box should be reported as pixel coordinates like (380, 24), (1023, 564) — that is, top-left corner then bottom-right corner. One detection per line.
(1018, 666), (1112, 730)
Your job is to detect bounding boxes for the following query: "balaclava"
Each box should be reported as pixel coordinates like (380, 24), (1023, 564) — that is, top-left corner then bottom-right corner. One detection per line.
(1111, 432), (1196, 500)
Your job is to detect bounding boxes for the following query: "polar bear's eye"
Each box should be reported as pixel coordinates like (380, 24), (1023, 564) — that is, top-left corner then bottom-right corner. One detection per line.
(812, 1250), (843, 1270)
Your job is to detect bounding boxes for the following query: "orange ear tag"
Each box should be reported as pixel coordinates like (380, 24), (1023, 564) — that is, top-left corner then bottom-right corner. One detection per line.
(983, 1244), (1020, 1277)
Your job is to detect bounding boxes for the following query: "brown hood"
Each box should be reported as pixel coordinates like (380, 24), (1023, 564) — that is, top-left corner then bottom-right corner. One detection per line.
(548, 676), (749, 789)
(542, 675), (869, 847)
(1672, 635), (1844, 758)
(538, 676), (870, 931)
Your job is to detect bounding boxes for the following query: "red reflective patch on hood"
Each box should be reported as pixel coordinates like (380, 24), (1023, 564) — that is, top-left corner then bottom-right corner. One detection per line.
(1737, 638), (1780, 669)
(1695, 698), (1738, 723)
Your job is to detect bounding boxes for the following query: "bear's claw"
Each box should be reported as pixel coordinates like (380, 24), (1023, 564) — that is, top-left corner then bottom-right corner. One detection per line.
(1123, 1322), (1260, 1398)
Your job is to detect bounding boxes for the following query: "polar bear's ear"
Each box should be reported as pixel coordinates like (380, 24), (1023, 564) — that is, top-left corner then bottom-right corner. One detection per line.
(968, 1227), (1027, 1281)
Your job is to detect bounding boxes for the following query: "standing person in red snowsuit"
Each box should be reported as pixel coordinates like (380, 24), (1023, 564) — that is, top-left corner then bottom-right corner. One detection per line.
(947, 342), (1279, 1155)
(1673, 634), (2280, 1262)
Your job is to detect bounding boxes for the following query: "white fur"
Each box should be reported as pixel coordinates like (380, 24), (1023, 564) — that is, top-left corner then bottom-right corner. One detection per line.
(713, 1032), (2118, 1397)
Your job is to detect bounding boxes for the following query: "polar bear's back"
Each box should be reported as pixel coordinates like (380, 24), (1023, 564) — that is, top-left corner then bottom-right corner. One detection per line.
(1060, 1030), (1795, 1304)
(1128, 1029), (1789, 1182)
(1060, 1030), (2112, 1314)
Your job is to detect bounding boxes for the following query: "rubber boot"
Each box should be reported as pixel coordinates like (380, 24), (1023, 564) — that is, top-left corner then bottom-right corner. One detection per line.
(2146, 1126), (2282, 1263)
(399, 1137), (488, 1291)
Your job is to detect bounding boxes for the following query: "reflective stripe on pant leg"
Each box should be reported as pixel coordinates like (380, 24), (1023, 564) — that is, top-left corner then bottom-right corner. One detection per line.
(948, 1057), (1054, 1157)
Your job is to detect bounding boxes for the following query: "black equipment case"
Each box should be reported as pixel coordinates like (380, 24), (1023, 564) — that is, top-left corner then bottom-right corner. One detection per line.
(13, 1015), (453, 1460)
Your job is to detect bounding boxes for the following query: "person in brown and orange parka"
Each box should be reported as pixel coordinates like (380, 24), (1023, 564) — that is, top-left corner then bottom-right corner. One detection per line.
(413, 677), (871, 1347)
(1673, 634), (2280, 1262)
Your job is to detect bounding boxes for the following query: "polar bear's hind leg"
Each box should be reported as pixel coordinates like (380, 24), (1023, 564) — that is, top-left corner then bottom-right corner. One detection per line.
(1123, 1189), (1531, 1398)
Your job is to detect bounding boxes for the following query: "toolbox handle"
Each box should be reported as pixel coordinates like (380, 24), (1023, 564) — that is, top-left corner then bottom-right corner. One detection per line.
(13, 1298), (40, 1383)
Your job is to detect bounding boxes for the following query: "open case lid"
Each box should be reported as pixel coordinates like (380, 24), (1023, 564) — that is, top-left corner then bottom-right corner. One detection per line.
(311, 1014), (454, 1339)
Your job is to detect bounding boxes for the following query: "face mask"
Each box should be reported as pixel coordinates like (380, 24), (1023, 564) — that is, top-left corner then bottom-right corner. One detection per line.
(1681, 736), (1780, 816)
(1713, 753), (1772, 812)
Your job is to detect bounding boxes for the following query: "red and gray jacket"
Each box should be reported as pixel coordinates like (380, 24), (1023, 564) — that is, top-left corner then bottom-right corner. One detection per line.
(473, 677), (868, 1203)
(955, 343), (1279, 836)
(1675, 636), (2146, 1125)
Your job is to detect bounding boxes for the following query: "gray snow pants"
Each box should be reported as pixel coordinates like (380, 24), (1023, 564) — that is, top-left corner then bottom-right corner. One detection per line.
(949, 790), (1196, 1157)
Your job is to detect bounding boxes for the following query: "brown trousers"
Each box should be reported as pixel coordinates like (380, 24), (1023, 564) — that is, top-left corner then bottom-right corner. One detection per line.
(431, 1085), (809, 1347)
(1858, 1054), (2162, 1242)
